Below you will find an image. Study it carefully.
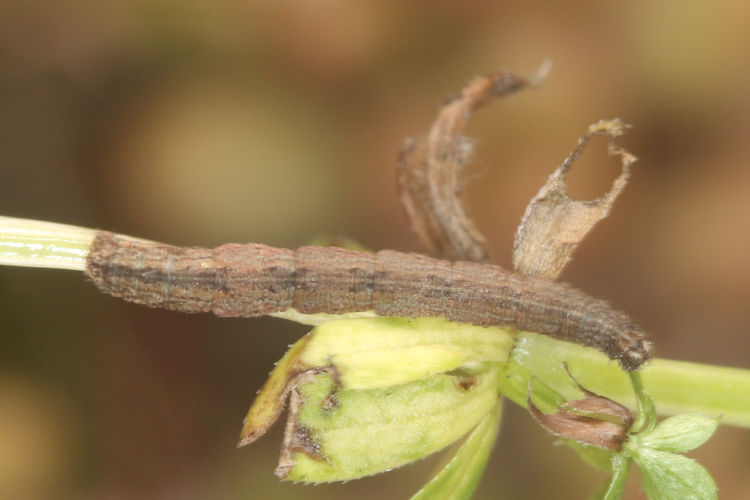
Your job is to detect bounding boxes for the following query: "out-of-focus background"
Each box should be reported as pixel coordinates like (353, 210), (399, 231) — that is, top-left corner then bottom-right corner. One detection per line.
(1, 1), (749, 499)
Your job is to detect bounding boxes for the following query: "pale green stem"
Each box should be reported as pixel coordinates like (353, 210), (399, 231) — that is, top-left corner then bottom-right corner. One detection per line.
(508, 332), (750, 428)
(2, 215), (750, 428)
(600, 454), (632, 500)
(0, 216), (95, 270)
(628, 371), (657, 433)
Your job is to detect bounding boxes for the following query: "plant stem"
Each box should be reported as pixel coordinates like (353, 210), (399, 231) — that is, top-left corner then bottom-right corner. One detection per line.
(601, 454), (632, 500)
(0, 216), (95, 270)
(628, 372), (657, 433)
(510, 332), (750, 428)
(2, 215), (750, 428)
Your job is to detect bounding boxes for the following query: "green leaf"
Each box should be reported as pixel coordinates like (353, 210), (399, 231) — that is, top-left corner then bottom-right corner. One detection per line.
(632, 448), (717, 500)
(410, 401), (502, 500)
(635, 414), (720, 453)
(285, 365), (503, 482)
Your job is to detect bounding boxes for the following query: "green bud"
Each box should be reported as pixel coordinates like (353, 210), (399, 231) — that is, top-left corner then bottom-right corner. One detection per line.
(238, 317), (513, 483)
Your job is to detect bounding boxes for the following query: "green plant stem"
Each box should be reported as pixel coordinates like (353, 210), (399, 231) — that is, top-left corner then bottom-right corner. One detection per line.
(508, 332), (750, 428)
(0, 216), (95, 270)
(600, 454), (632, 500)
(2, 215), (750, 428)
(628, 371), (657, 433)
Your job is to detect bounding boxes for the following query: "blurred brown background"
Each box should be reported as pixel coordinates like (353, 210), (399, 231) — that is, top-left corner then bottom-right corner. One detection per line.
(1, 1), (750, 499)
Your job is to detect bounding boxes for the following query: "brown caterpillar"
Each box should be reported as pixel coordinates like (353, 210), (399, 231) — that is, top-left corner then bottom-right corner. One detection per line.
(86, 232), (652, 370)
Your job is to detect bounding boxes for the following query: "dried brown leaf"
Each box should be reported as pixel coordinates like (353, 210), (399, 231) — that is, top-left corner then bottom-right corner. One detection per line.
(527, 375), (634, 450)
(399, 62), (550, 263)
(561, 363), (633, 425)
(528, 400), (628, 450)
(513, 119), (636, 279)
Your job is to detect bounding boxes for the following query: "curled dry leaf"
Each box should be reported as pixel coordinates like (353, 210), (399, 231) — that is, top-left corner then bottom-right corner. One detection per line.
(398, 62), (551, 263)
(562, 362), (633, 427)
(513, 119), (637, 279)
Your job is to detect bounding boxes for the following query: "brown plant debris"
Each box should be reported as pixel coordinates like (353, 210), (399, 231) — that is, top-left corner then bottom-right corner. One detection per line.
(512, 119), (637, 279)
(526, 366), (634, 450)
(238, 360), (339, 446)
(275, 370), (333, 479)
(398, 62), (550, 263)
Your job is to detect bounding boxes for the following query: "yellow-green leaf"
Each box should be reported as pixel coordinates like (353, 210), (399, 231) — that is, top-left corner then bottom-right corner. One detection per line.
(283, 365), (502, 482)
